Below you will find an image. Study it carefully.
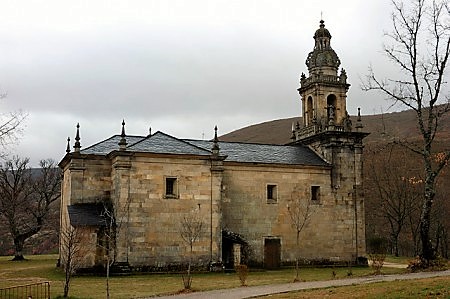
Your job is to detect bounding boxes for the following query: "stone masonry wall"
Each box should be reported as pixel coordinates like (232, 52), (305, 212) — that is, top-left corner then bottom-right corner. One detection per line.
(115, 155), (222, 267)
(221, 163), (361, 265)
(60, 157), (111, 268)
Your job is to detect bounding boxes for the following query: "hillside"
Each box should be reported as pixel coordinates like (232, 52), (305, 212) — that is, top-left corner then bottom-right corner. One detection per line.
(220, 108), (450, 145)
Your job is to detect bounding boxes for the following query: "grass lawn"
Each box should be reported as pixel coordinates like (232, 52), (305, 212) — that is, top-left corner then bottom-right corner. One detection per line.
(384, 255), (415, 264)
(255, 276), (450, 298)
(0, 254), (429, 299)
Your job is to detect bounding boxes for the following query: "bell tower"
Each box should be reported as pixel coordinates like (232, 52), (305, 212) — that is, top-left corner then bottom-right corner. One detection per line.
(296, 20), (350, 131)
(291, 21), (369, 261)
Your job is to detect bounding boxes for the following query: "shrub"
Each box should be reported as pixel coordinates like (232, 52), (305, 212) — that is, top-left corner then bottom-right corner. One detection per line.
(407, 256), (448, 272)
(367, 237), (388, 275)
(182, 273), (193, 289)
(235, 264), (248, 286)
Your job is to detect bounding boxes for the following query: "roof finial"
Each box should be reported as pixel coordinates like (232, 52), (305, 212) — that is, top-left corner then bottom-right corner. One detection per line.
(320, 19), (325, 28)
(119, 119), (127, 150)
(73, 123), (81, 152)
(356, 107), (364, 131)
(291, 122), (296, 141)
(66, 137), (71, 153)
(121, 119), (126, 137)
(211, 125), (220, 156)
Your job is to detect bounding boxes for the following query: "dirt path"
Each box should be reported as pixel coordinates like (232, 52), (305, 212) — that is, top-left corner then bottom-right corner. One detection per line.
(147, 269), (450, 299)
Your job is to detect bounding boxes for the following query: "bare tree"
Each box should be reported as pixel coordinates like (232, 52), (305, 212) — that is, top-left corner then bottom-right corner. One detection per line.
(97, 196), (131, 298)
(365, 144), (422, 256)
(0, 91), (26, 152)
(99, 204), (116, 299)
(287, 188), (314, 282)
(179, 207), (204, 290)
(60, 225), (86, 298)
(363, 0), (450, 262)
(0, 157), (61, 260)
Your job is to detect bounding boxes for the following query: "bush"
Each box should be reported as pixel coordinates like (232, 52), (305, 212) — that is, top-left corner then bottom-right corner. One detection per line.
(182, 273), (193, 289)
(369, 253), (386, 275)
(367, 237), (388, 275)
(235, 264), (248, 286)
(407, 256), (448, 272)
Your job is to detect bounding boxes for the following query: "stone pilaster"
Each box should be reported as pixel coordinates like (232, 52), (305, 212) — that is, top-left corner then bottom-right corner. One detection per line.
(210, 156), (225, 263)
(111, 153), (132, 264)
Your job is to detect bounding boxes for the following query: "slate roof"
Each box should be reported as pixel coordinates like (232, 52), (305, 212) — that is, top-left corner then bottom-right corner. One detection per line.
(130, 132), (212, 156)
(82, 135), (146, 155)
(187, 139), (328, 166)
(79, 131), (328, 167)
(67, 203), (108, 227)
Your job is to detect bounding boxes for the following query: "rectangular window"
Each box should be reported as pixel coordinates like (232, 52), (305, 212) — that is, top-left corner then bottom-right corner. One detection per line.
(267, 184), (278, 203)
(165, 177), (178, 198)
(311, 186), (320, 202)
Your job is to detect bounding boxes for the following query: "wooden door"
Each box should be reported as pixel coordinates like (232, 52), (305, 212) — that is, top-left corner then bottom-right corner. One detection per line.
(264, 238), (281, 269)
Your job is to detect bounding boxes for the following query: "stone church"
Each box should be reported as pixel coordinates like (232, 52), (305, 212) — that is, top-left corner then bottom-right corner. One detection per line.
(59, 20), (368, 271)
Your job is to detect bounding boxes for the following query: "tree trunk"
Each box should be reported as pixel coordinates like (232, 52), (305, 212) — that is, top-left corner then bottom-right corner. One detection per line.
(11, 218), (43, 261)
(419, 176), (436, 261)
(12, 237), (25, 260)
(63, 277), (70, 298)
(106, 254), (110, 299)
(393, 236), (399, 257)
(295, 231), (300, 282)
(390, 230), (400, 257)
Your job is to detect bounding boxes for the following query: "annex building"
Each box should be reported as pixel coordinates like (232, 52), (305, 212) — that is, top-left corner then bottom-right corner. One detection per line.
(59, 21), (368, 271)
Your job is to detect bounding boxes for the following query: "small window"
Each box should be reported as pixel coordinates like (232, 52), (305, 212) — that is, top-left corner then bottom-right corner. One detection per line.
(267, 184), (278, 203)
(165, 177), (178, 198)
(311, 186), (320, 202)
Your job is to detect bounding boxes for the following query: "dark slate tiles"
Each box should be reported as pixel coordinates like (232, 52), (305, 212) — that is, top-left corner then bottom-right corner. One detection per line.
(79, 131), (328, 167)
(129, 132), (211, 156)
(67, 203), (107, 227)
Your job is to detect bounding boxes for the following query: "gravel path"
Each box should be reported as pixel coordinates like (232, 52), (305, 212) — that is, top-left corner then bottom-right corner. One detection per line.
(147, 269), (450, 299)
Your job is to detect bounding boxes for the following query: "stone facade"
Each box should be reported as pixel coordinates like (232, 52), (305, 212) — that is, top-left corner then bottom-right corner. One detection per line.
(59, 20), (368, 271)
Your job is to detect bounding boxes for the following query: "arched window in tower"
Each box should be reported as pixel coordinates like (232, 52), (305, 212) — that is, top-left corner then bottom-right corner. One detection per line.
(326, 94), (337, 124)
(307, 96), (314, 126)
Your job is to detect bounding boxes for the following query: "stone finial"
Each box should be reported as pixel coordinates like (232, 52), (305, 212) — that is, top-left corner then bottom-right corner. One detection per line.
(212, 126), (220, 156)
(356, 107), (364, 131)
(291, 122), (296, 141)
(119, 119), (127, 150)
(344, 111), (353, 132)
(148, 126), (152, 136)
(339, 68), (347, 83)
(73, 123), (81, 152)
(300, 73), (306, 83)
(66, 137), (71, 154)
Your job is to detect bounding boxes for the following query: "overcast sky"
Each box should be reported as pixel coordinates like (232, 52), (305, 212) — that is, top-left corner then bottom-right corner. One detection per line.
(1, 0), (397, 166)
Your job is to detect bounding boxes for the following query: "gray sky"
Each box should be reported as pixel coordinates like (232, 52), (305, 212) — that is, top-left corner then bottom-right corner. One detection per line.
(1, 0), (395, 166)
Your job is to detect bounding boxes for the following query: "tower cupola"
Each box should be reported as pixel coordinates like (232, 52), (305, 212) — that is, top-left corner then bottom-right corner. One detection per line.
(295, 20), (351, 139)
(306, 20), (341, 76)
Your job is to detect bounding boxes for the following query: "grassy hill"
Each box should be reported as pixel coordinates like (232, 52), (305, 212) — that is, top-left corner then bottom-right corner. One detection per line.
(220, 108), (450, 145)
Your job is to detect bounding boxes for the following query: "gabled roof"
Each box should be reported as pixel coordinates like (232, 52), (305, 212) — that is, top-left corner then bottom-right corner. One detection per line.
(78, 131), (328, 167)
(82, 135), (146, 155)
(129, 131), (212, 156)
